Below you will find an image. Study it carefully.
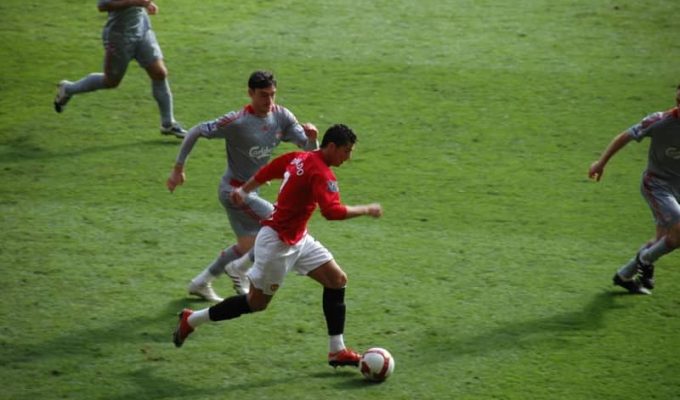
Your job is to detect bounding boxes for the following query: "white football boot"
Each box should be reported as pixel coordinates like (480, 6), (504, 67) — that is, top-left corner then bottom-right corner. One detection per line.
(187, 280), (224, 303)
(224, 261), (250, 295)
(54, 80), (72, 113)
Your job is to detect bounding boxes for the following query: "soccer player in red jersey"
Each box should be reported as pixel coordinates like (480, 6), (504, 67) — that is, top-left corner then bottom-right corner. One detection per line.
(172, 124), (383, 367)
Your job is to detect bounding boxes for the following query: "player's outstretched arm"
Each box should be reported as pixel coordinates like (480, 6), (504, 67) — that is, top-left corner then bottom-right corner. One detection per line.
(231, 151), (298, 204)
(166, 163), (185, 193)
(302, 123), (319, 146)
(588, 131), (632, 182)
(230, 178), (264, 206)
(166, 125), (202, 192)
(344, 203), (383, 219)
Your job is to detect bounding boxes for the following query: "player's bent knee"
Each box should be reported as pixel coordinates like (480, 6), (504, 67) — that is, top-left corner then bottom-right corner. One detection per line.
(246, 292), (271, 312)
(248, 300), (268, 312)
(103, 77), (121, 88)
(330, 272), (348, 289)
(667, 224), (680, 248)
(235, 238), (256, 254)
(147, 63), (168, 81)
(149, 71), (167, 81)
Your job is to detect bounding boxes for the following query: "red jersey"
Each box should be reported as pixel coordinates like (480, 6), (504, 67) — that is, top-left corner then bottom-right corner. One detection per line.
(253, 150), (348, 244)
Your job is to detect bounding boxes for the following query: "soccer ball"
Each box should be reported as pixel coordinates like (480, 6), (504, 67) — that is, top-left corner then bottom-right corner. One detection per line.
(359, 347), (395, 382)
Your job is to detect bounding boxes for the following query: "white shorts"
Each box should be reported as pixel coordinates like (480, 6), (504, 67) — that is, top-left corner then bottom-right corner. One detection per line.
(247, 226), (333, 295)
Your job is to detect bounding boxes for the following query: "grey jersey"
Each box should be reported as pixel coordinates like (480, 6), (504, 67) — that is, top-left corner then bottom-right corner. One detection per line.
(97, 1), (150, 39)
(628, 107), (680, 188)
(177, 104), (316, 186)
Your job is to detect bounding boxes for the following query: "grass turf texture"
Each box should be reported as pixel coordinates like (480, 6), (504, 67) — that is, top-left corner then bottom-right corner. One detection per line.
(1, 0), (679, 398)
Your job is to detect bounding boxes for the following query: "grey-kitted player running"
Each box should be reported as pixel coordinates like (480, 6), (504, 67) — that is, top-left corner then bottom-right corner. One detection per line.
(53, 0), (186, 138)
(166, 70), (318, 302)
(589, 84), (680, 294)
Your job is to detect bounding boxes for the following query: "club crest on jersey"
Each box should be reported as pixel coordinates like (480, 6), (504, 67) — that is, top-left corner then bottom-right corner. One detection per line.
(327, 180), (339, 193)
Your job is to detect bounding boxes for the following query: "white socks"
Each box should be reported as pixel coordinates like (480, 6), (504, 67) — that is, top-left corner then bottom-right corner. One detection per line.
(193, 267), (217, 285)
(329, 334), (345, 353)
(187, 308), (211, 327)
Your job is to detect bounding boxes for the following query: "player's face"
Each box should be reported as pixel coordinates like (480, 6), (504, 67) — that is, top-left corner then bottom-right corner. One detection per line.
(330, 143), (354, 167)
(249, 86), (276, 116)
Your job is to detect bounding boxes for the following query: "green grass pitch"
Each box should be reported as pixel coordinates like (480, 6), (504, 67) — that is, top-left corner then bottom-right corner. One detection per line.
(1, 0), (679, 399)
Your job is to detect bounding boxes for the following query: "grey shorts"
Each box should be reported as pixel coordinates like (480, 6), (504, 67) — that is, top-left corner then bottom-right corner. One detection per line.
(102, 29), (163, 81)
(641, 173), (680, 228)
(219, 184), (274, 237)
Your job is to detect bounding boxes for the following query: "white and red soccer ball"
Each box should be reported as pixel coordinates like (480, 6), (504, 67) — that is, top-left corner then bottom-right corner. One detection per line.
(359, 347), (395, 382)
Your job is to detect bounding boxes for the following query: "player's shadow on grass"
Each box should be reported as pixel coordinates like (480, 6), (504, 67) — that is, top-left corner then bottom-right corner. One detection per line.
(4, 292), (367, 397)
(3, 298), (229, 399)
(0, 136), (176, 163)
(3, 298), (202, 365)
(416, 291), (624, 362)
(101, 366), (217, 400)
(309, 370), (380, 389)
(218, 369), (360, 393)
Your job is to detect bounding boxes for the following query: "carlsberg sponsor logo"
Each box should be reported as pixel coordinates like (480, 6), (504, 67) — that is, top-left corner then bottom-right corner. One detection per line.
(249, 146), (273, 160)
(665, 147), (680, 160)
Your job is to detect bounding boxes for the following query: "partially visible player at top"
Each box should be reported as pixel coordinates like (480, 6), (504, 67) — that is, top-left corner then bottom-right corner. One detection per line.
(172, 124), (383, 368)
(53, 0), (186, 138)
(166, 70), (318, 302)
(589, 84), (680, 295)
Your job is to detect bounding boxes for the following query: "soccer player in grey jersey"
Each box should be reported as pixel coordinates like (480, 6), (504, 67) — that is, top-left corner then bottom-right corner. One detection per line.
(53, 0), (186, 138)
(589, 84), (680, 294)
(166, 71), (319, 302)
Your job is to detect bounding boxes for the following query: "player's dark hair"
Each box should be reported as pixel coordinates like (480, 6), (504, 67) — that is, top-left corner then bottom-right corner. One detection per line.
(248, 70), (277, 90)
(321, 124), (357, 148)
